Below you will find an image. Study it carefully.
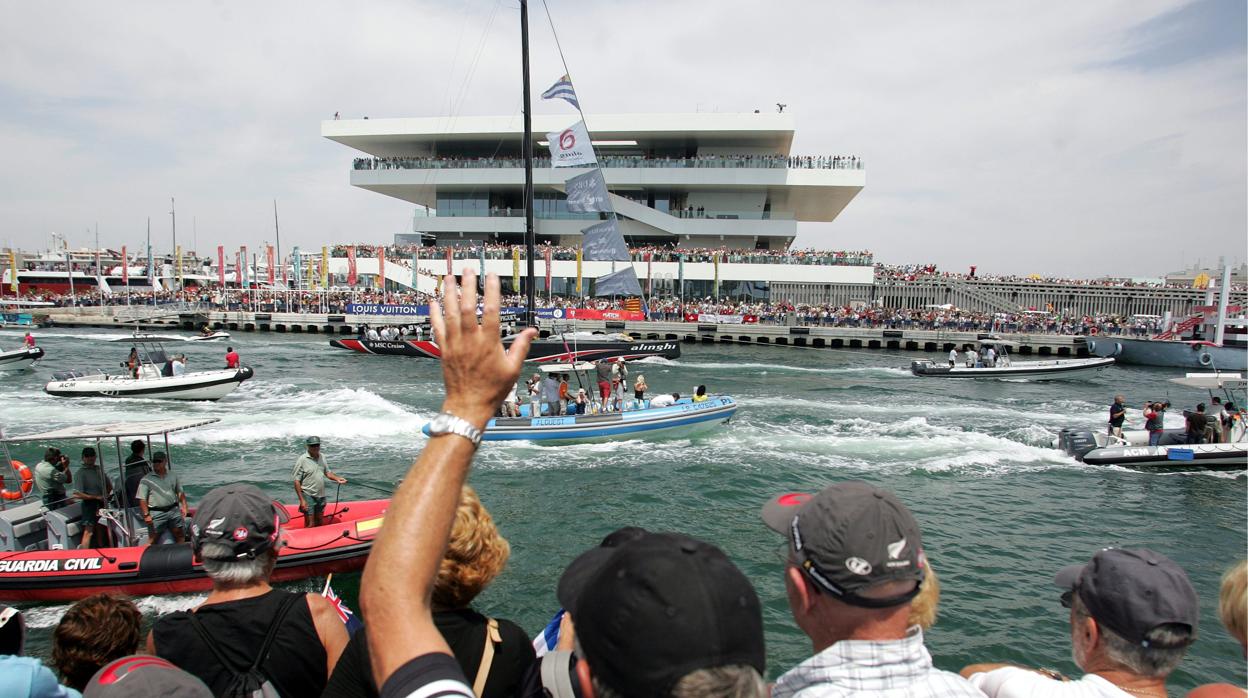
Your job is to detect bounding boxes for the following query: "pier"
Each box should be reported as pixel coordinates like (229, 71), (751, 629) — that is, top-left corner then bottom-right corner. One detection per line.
(42, 306), (1090, 357)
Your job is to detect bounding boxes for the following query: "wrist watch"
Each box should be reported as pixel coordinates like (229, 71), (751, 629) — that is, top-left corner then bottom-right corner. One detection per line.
(427, 412), (483, 447)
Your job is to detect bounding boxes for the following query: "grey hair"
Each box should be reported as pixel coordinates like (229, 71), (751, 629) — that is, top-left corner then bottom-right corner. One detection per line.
(1072, 594), (1191, 678)
(200, 542), (278, 586)
(576, 637), (764, 698)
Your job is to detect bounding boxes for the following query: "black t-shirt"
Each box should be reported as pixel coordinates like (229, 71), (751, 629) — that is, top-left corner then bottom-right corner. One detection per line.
(324, 608), (539, 698)
(1187, 412), (1208, 433)
(1109, 403), (1125, 426)
(153, 589), (327, 698)
(379, 653), (473, 698)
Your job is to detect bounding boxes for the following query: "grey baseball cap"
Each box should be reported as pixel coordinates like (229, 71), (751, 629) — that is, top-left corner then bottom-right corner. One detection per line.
(1056, 547), (1198, 648)
(305, 436), (321, 446)
(85, 655), (212, 697)
(191, 484), (288, 560)
(761, 480), (926, 607)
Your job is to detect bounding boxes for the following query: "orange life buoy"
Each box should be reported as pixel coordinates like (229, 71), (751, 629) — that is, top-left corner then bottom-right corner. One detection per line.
(1, 460), (34, 501)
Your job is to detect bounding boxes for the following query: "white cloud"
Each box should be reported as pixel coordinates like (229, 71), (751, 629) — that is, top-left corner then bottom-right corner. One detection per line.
(0, 0), (1242, 277)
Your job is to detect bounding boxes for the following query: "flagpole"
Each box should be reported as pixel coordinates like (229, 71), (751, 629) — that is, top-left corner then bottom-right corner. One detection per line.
(521, 0), (537, 329)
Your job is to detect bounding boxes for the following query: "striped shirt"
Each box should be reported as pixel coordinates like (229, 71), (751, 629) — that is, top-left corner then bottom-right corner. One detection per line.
(380, 653), (474, 698)
(771, 627), (986, 698)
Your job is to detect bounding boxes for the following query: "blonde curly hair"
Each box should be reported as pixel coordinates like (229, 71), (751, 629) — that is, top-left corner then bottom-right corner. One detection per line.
(431, 485), (511, 609)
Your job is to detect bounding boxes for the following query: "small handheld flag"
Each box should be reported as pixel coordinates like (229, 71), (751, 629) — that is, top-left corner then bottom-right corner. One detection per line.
(321, 575), (364, 636)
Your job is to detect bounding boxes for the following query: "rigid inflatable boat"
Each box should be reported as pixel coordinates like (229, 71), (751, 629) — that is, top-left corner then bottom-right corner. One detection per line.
(45, 340), (252, 401)
(0, 347), (44, 372)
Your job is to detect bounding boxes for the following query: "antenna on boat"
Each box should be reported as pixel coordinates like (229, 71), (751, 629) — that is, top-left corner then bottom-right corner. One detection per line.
(521, 0), (537, 329)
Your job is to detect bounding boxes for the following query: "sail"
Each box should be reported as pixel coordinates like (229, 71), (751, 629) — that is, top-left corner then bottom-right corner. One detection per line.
(581, 220), (630, 261)
(594, 266), (643, 297)
(565, 170), (611, 213)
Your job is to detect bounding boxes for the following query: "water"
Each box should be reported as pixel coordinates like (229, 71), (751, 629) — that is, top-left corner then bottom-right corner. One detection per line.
(2, 328), (1245, 691)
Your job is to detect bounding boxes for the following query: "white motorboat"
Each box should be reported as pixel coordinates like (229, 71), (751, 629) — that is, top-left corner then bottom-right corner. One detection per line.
(0, 347), (44, 371)
(44, 341), (253, 401)
(108, 330), (230, 343)
(911, 339), (1114, 379)
(187, 330), (230, 342)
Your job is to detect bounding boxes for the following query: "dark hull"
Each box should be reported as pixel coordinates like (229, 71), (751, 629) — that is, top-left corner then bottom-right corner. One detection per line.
(330, 337), (681, 363)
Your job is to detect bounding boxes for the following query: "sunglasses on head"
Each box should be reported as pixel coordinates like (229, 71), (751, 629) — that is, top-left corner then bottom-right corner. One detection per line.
(1060, 589), (1074, 609)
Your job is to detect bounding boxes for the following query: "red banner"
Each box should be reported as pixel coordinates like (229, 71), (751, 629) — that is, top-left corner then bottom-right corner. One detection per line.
(347, 246), (357, 286)
(235, 251), (242, 287)
(378, 248), (386, 289)
(217, 246), (224, 286)
(121, 246), (128, 284)
(684, 312), (699, 322)
(554, 308), (645, 321)
(266, 246), (275, 285)
(545, 246), (552, 291)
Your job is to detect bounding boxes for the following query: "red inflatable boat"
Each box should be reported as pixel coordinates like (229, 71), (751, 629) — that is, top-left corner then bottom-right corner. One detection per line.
(0, 419), (388, 602)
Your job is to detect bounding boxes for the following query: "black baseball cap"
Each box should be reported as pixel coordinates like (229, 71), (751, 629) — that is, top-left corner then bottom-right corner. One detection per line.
(556, 531), (765, 696)
(191, 484), (288, 560)
(761, 481), (926, 608)
(1056, 547), (1198, 648)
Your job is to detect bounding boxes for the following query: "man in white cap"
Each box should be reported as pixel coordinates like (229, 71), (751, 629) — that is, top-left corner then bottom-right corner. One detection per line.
(293, 437), (346, 527)
(962, 547), (1199, 697)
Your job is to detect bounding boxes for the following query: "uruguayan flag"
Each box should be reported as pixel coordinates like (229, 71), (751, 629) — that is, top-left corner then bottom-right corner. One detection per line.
(541, 74), (580, 110)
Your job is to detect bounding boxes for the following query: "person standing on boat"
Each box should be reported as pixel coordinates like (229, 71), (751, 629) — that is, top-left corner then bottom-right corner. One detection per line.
(122, 440), (150, 510)
(540, 372), (560, 418)
(74, 447), (113, 550)
(138, 452), (188, 545)
(1184, 404), (1208, 445)
(985, 345), (997, 368)
(526, 372), (542, 417)
(34, 447), (72, 510)
(595, 361), (612, 410)
(1144, 402), (1166, 446)
(1108, 395), (1126, 438)
(22, 332), (35, 349)
(558, 374), (570, 415)
(964, 347), (977, 368)
(126, 347), (140, 379)
(948, 348), (958, 367)
(634, 373), (648, 408)
(224, 346), (240, 369)
(293, 437), (347, 528)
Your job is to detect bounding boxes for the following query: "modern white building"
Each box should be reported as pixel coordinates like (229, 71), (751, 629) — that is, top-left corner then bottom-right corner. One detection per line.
(322, 113), (870, 299)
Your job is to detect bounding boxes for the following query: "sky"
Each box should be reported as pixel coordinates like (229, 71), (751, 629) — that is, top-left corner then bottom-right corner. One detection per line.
(0, 0), (1244, 278)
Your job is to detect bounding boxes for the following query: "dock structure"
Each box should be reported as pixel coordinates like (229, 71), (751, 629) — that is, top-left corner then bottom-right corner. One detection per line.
(43, 307), (1089, 357)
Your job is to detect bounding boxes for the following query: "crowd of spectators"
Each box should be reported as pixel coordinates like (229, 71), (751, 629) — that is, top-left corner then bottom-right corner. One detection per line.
(1, 274), (1245, 698)
(874, 263), (1247, 291)
(329, 243), (874, 267)
(353, 153), (865, 171)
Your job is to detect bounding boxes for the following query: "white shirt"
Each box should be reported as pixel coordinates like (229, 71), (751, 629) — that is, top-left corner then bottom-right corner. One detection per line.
(171, 360), (186, 376)
(968, 667), (1133, 698)
(650, 394), (676, 408)
(367, 329), (380, 340)
(771, 628), (985, 698)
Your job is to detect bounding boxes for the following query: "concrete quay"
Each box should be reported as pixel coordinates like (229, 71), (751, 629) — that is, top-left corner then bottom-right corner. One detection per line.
(43, 307), (1090, 357)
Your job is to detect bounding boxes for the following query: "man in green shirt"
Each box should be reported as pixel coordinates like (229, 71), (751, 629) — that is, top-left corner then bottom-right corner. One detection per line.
(32, 447), (72, 509)
(292, 436), (346, 527)
(73, 447), (113, 549)
(137, 452), (189, 545)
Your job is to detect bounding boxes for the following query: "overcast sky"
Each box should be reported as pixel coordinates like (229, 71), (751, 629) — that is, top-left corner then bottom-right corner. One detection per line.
(1, 0), (1244, 278)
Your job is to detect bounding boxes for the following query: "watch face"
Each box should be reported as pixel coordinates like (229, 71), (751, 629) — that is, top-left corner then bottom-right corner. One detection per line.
(430, 414), (450, 432)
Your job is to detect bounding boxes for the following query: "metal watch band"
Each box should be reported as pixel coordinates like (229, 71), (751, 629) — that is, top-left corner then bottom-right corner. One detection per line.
(428, 412), (483, 447)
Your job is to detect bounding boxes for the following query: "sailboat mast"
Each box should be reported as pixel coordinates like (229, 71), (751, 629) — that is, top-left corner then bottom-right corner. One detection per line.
(521, 0), (536, 327)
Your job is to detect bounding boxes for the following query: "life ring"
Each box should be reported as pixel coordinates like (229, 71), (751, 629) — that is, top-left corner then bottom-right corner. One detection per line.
(1, 460), (34, 501)
(1198, 352), (1213, 367)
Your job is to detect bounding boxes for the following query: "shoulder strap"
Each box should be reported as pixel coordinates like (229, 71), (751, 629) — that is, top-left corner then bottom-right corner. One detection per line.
(250, 592), (303, 671)
(187, 611), (243, 673)
(472, 617), (502, 697)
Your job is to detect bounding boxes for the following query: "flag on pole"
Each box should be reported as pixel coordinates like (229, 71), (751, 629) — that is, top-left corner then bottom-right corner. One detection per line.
(291, 247), (301, 290)
(540, 74), (580, 110)
(321, 576), (364, 636)
(546, 120), (597, 168)
(445, 248), (453, 276)
(8, 250), (17, 293)
(306, 257), (315, 289)
(121, 247), (129, 288)
(216, 246), (224, 286)
(282, 255), (288, 286)
(411, 252), (419, 289)
(321, 246), (328, 288)
(378, 248), (386, 291)
(545, 246), (552, 292)
(347, 246), (358, 286)
(266, 246), (275, 286)
(512, 247), (521, 292)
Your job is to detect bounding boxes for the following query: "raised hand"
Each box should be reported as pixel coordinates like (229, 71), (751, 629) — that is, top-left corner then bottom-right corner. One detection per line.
(429, 269), (535, 430)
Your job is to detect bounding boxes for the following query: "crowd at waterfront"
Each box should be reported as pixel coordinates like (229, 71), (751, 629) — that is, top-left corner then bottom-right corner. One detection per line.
(352, 152), (865, 171)
(3, 274), (1242, 698)
(329, 243), (875, 267)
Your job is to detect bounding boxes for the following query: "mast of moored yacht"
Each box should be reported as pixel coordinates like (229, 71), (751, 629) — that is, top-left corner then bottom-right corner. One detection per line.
(521, 0), (536, 328)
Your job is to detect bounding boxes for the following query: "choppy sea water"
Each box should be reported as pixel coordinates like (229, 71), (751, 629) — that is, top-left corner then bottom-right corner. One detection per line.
(2, 327), (1245, 691)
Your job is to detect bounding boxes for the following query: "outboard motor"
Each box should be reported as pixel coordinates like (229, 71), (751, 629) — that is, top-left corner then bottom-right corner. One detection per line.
(1061, 430), (1100, 461)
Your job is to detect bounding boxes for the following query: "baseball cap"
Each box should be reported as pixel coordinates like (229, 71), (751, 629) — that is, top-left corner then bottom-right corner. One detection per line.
(306, 436), (321, 446)
(556, 531), (764, 696)
(191, 484), (288, 560)
(761, 480), (926, 608)
(84, 655), (212, 697)
(1055, 547), (1198, 648)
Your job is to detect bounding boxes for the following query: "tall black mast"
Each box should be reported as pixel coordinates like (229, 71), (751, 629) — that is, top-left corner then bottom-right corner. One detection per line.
(521, 0), (536, 328)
